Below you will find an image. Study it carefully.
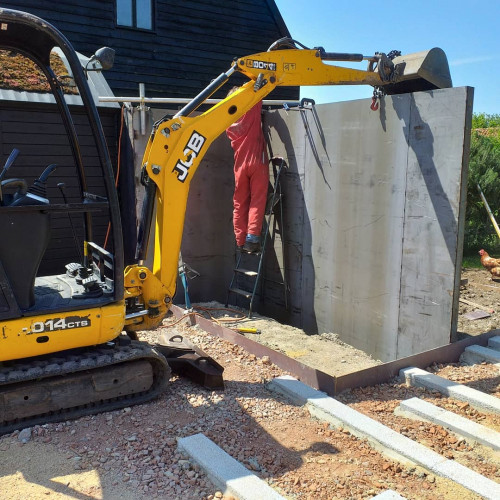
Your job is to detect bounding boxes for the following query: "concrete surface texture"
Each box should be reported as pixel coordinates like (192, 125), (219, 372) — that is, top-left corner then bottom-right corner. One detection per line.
(129, 87), (472, 362)
(263, 87), (472, 361)
(178, 433), (285, 499)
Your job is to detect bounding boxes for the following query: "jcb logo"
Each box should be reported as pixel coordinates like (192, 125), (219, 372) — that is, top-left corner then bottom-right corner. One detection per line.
(246, 59), (276, 72)
(173, 131), (206, 182)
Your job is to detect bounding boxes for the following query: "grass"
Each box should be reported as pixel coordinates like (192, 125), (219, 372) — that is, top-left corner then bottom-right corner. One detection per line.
(462, 254), (482, 268)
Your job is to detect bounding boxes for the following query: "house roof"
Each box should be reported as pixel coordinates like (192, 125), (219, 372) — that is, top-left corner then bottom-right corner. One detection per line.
(265, 0), (291, 38)
(0, 48), (118, 108)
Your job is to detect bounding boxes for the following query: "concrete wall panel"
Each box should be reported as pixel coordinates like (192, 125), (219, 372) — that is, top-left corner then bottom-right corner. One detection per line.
(293, 96), (411, 360)
(396, 88), (472, 358)
(130, 87), (472, 362)
(263, 87), (471, 361)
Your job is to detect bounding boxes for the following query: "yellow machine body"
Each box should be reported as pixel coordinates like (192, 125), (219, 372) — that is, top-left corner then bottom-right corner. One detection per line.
(0, 302), (125, 362)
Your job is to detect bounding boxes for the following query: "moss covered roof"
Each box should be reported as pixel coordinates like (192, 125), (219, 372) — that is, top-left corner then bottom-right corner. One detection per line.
(0, 50), (78, 94)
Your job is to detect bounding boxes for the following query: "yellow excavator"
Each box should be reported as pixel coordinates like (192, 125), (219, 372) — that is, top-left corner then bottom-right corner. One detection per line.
(0, 8), (452, 433)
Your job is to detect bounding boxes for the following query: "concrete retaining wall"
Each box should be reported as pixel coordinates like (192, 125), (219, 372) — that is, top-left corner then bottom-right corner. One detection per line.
(128, 86), (472, 362)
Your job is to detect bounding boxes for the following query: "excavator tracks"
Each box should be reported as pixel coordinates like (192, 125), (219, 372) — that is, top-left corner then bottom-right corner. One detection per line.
(0, 340), (170, 435)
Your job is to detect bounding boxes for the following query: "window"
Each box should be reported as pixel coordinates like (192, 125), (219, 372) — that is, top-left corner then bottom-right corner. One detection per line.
(116, 0), (153, 30)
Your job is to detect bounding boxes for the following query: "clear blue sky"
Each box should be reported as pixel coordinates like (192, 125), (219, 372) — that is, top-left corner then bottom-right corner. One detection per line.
(274, 0), (500, 115)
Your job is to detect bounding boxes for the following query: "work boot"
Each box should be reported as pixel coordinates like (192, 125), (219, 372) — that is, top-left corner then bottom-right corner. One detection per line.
(242, 241), (260, 253)
(242, 234), (261, 253)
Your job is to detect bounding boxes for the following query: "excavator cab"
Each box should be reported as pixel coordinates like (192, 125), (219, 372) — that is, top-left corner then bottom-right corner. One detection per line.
(0, 10), (124, 337)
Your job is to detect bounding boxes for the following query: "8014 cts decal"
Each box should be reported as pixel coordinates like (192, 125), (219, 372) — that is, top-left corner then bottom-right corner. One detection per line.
(23, 315), (91, 335)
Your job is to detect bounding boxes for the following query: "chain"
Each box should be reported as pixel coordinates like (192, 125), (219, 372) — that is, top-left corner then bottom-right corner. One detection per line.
(371, 49), (401, 110)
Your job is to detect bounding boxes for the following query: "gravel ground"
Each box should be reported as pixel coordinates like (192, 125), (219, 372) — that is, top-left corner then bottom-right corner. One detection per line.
(0, 268), (499, 499)
(1, 317), (499, 500)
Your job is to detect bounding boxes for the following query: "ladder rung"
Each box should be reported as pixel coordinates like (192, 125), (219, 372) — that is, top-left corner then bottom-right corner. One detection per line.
(228, 287), (253, 299)
(234, 268), (258, 277)
(262, 277), (285, 285)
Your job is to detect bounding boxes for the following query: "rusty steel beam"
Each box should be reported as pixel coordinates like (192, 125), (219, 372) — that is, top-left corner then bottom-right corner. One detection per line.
(334, 329), (500, 393)
(170, 305), (499, 396)
(169, 305), (339, 396)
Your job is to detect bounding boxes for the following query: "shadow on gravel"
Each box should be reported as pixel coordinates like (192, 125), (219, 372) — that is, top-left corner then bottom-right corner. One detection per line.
(0, 440), (111, 500)
(463, 375), (500, 394)
(169, 376), (340, 475)
(0, 374), (341, 498)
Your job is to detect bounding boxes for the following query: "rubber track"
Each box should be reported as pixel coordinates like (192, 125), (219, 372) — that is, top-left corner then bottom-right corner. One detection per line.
(0, 340), (171, 435)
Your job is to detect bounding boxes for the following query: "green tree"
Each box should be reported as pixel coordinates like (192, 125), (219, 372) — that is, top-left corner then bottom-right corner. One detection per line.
(472, 113), (500, 129)
(464, 115), (500, 255)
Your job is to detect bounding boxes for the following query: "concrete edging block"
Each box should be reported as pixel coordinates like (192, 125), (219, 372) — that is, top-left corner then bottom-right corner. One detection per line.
(487, 335), (500, 351)
(461, 345), (500, 365)
(400, 367), (500, 415)
(398, 397), (500, 450)
(268, 375), (500, 500)
(177, 433), (285, 500)
(371, 490), (407, 499)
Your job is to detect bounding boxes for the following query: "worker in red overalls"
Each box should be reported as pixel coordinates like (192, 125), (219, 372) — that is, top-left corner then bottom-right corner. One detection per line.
(226, 91), (269, 253)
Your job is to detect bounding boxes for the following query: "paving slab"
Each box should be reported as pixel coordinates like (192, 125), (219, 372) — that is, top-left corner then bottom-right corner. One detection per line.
(397, 397), (500, 450)
(177, 433), (285, 500)
(400, 366), (500, 415)
(269, 375), (500, 500)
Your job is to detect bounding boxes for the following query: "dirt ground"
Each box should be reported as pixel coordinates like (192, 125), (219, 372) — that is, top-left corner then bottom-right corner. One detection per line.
(457, 267), (500, 337)
(0, 266), (499, 499)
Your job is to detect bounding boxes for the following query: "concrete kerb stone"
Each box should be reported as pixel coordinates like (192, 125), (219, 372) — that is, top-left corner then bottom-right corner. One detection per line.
(177, 433), (285, 500)
(268, 375), (500, 500)
(397, 397), (500, 450)
(461, 344), (500, 365)
(371, 490), (407, 500)
(487, 335), (500, 351)
(400, 366), (500, 415)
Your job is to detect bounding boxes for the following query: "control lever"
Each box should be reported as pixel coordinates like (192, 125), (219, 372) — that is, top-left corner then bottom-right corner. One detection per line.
(28, 163), (57, 198)
(9, 163), (57, 207)
(0, 148), (19, 181)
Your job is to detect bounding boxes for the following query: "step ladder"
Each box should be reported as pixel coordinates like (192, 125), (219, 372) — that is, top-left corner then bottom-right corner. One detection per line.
(226, 157), (288, 317)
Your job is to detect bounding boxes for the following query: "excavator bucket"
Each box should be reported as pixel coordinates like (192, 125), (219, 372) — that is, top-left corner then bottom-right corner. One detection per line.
(382, 48), (452, 95)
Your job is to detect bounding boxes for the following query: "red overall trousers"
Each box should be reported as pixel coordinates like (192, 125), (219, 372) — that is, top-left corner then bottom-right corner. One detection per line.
(226, 101), (269, 247)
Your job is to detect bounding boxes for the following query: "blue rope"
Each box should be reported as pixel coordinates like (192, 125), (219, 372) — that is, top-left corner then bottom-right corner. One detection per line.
(180, 270), (192, 310)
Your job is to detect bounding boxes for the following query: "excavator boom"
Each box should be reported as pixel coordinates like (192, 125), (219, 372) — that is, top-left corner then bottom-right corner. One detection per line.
(235, 44), (451, 92)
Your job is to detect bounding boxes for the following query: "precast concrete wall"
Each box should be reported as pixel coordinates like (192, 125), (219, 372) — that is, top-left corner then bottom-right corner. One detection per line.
(263, 87), (472, 361)
(128, 86), (472, 362)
